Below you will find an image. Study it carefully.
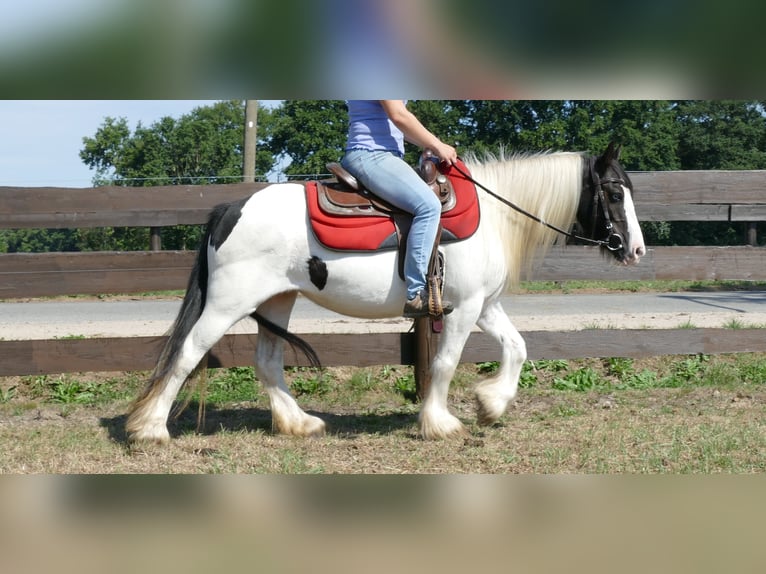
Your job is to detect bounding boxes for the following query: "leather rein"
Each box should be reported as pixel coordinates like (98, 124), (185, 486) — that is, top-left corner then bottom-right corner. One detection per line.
(449, 155), (626, 253)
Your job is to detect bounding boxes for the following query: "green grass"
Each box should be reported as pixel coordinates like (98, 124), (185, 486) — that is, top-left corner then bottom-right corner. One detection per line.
(205, 366), (261, 404)
(21, 373), (137, 405)
(3, 353), (766, 473)
(723, 317), (747, 329)
(520, 352), (766, 393)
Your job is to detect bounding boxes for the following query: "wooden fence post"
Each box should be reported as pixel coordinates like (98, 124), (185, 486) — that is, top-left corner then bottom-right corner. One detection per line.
(746, 222), (758, 246)
(150, 227), (161, 251)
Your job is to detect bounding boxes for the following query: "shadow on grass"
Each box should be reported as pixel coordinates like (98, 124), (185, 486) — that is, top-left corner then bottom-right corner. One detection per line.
(100, 402), (417, 445)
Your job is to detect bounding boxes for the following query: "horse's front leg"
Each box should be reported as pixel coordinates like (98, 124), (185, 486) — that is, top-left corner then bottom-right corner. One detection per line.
(418, 302), (483, 440)
(474, 300), (526, 426)
(255, 293), (326, 437)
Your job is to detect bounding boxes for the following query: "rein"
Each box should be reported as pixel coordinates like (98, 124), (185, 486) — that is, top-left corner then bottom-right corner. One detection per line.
(449, 156), (625, 252)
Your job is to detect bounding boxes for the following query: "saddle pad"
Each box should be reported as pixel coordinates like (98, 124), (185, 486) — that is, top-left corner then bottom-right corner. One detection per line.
(306, 159), (480, 251)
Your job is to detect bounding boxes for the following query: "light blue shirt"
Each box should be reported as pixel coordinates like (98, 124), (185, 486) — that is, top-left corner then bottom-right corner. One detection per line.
(345, 100), (405, 156)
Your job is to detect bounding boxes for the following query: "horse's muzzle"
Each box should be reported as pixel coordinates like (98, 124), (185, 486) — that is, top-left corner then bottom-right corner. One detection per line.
(606, 232), (624, 253)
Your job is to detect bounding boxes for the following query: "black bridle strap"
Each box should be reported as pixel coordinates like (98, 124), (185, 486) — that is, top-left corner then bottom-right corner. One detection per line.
(588, 156), (628, 251)
(450, 159), (614, 249)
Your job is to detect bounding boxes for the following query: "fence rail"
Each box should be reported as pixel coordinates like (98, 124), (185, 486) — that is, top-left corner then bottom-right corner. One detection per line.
(3, 328), (766, 377)
(2, 169), (766, 376)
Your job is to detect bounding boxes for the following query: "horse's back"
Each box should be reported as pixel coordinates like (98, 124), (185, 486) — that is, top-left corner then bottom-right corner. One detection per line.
(225, 182), (308, 236)
(207, 183), (310, 267)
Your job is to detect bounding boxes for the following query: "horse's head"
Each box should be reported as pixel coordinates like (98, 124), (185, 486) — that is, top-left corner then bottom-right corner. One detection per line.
(578, 142), (646, 265)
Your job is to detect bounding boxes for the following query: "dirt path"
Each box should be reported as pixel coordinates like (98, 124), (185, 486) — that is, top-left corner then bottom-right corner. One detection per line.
(3, 290), (766, 340)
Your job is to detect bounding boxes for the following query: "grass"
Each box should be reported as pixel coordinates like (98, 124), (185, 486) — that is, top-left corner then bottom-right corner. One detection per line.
(724, 317), (747, 329)
(1, 352), (765, 473)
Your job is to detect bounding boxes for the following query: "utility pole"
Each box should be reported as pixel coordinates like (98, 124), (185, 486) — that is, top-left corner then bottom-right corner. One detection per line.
(243, 100), (258, 183)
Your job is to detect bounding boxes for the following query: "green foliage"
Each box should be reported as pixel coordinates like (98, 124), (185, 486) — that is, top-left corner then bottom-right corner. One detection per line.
(290, 369), (332, 397)
(263, 100), (349, 178)
(519, 362), (538, 388)
(476, 361), (499, 374)
(552, 367), (603, 392)
(25, 375), (127, 405)
(671, 354), (710, 383)
(618, 369), (660, 390)
(0, 385), (17, 403)
(523, 353), (763, 392)
(534, 359), (569, 372)
(736, 356), (766, 385)
(81, 101), (272, 185)
(393, 374), (417, 403)
(207, 367), (259, 404)
(605, 357), (634, 378)
(723, 318), (746, 330)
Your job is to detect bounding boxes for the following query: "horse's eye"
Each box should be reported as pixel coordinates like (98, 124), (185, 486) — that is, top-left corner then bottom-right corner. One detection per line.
(610, 192), (623, 202)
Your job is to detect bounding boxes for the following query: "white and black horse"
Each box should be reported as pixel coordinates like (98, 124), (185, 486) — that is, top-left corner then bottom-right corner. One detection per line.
(127, 142), (645, 443)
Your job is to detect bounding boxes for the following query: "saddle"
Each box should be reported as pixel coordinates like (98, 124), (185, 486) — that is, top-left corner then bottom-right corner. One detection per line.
(320, 153), (457, 218)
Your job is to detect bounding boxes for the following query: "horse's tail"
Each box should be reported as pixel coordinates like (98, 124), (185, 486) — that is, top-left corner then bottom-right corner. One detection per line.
(126, 205), (223, 435)
(250, 312), (322, 368)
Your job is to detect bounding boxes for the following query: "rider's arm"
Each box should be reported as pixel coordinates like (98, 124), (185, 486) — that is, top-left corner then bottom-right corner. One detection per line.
(380, 100), (457, 164)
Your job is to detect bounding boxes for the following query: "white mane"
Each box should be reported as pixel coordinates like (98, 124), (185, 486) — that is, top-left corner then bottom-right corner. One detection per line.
(463, 150), (584, 288)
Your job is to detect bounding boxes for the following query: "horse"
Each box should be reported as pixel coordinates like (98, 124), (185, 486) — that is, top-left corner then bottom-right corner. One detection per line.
(126, 142), (645, 443)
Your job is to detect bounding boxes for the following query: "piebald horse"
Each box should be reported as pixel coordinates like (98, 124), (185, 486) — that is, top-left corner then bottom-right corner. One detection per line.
(127, 142), (645, 443)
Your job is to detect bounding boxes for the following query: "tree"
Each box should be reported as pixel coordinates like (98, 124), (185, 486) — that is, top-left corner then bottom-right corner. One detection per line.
(81, 100), (277, 186)
(264, 100), (349, 179)
(676, 100), (766, 169)
(75, 100), (278, 250)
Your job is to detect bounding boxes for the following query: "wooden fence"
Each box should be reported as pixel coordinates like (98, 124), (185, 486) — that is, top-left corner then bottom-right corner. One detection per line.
(2, 170), (766, 377)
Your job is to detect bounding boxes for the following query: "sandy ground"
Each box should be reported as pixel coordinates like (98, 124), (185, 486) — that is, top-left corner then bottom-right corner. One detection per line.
(5, 306), (766, 340)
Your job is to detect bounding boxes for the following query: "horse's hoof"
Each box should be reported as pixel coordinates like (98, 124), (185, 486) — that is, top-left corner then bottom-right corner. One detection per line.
(127, 427), (171, 445)
(475, 396), (507, 426)
(272, 413), (326, 437)
(418, 412), (468, 440)
(303, 415), (326, 437)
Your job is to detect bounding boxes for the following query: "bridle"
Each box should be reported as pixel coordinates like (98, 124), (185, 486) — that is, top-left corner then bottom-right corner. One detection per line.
(586, 155), (627, 253)
(449, 155), (627, 253)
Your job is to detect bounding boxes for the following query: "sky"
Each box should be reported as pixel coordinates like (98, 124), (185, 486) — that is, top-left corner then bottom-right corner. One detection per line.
(0, 100), (225, 187)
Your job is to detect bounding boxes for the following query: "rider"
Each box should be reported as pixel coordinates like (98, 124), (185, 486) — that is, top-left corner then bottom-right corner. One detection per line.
(341, 100), (457, 318)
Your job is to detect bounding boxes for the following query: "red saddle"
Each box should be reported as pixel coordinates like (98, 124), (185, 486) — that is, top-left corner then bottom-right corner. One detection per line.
(305, 158), (480, 251)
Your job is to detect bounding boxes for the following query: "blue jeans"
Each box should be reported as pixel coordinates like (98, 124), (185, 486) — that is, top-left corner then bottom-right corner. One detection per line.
(342, 149), (442, 300)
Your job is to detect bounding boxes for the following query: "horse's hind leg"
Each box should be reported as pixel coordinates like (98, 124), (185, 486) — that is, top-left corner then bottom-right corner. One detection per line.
(127, 307), (244, 444)
(255, 293), (326, 437)
(474, 300), (527, 426)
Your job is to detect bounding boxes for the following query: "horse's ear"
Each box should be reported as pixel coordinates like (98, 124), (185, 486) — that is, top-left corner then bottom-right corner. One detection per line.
(597, 142), (621, 170)
(604, 141), (621, 161)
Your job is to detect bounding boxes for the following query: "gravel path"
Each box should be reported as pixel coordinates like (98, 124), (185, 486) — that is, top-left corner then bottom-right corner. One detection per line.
(2, 291), (766, 340)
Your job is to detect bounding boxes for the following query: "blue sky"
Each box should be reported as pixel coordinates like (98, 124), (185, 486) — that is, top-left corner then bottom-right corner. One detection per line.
(0, 100), (231, 187)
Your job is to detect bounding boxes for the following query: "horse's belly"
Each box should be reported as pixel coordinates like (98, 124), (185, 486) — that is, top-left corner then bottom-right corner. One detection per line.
(300, 251), (408, 319)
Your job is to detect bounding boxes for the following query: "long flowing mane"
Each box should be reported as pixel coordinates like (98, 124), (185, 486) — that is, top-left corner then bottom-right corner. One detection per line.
(463, 150), (584, 288)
